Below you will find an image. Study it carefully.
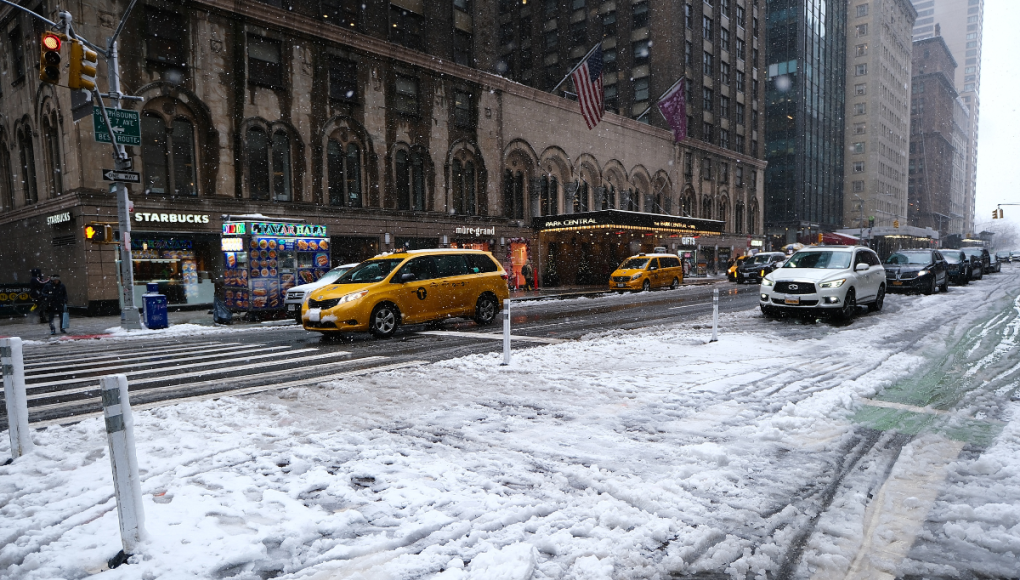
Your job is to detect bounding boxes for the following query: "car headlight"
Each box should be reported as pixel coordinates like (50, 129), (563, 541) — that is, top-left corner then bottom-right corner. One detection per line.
(761, 277), (774, 287)
(819, 278), (846, 288)
(336, 290), (368, 305)
(630, 273), (642, 280)
(916, 270), (929, 277)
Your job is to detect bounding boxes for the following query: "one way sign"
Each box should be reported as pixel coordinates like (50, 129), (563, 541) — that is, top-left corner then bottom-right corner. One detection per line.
(102, 169), (141, 183)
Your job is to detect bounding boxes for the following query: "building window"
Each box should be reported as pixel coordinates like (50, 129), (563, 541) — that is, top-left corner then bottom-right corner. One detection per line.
(271, 131), (292, 201)
(142, 113), (198, 197)
(702, 87), (713, 111)
(685, 41), (693, 66)
(323, 0), (361, 28)
(41, 114), (62, 198)
(604, 48), (618, 72)
(395, 149), (426, 211)
(734, 201), (744, 233)
(855, 82), (867, 95)
(453, 30), (473, 66)
(856, 4), (869, 17)
(720, 96), (730, 118)
(736, 70), (745, 91)
(604, 83), (619, 112)
(703, 122), (713, 142)
(703, 51), (713, 75)
(390, 5), (425, 51)
(720, 163), (729, 182)
(852, 180), (864, 192)
(327, 140), (363, 208)
(0, 134), (13, 210)
(520, 16), (532, 41)
(632, 2), (649, 29)
(454, 0), (470, 11)
(720, 27), (730, 45)
(146, 8), (187, 67)
(720, 129), (730, 149)
(16, 127), (37, 204)
(752, 78), (758, 96)
(736, 37), (745, 55)
(736, 134), (744, 151)
(393, 75), (420, 116)
(854, 102), (867, 115)
(703, 16), (713, 40)
(329, 57), (357, 101)
(499, 0), (513, 14)
(685, 4), (693, 28)
(702, 196), (713, 220)
(753, 16), (759, 36)
(633, 39), (651, 65)
(736, 167), (744, 187)
(634, 77), (650, 104)
(248, 36), (283, 88)
(453, 90), (473, 128)
(501, 172), (522, 218)
(736, 102), (745, 124)
(855, 63), (867, 76)
(854, 122), (866, 134)
(736, 5), (746, 27)
(720, 61), (730, 85)
(545, 0), (557, 14)
(453, 159), (478, 215)
(8, 27), (25, 82)
(852, 142), (865, 154)
(684, 154), (693, 178)
(501, 22), (515, 45)
(545, 29), (559, 50)
(601, 11), (616, 36)
(245, 127), (293, 201)
(855, 44), (868, 57)
(856, 24), (868, 37)
(701, 156), (712, 180)
(540, 175), (558, 216)
(853, 161), (865, 173)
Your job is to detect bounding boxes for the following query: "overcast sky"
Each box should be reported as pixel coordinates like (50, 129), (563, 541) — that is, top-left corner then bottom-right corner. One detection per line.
(973, 0), (1020, 237)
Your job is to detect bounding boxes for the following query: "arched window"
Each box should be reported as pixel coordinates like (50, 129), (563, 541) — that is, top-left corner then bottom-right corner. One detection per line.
(245, 125), (295, 201)
(17, 127), (37, 205)
(702, 196), (713, 220)
(735, 201), (745, 234)
(247, 127), (270, 200)
(602, 185), (614, 210)
(271, 130), (291, 201)
(749, 202), (759, 235)
(454, 159), (478, 215)
(626, 189), (638, 212)
(680, 192), (694, 217)
(540, 175), (558, 216)
(327, 140), (364, 208)
(654, 190), (664, 214)
(574, 181), (589, 213)
(719, 199), (729, 231)
(1, 133), (15, 210)
(141, 112), (198, 196)
(41, 113), (62, 198)
(503, 169), (524, 219)
(396, 148), (426, 211)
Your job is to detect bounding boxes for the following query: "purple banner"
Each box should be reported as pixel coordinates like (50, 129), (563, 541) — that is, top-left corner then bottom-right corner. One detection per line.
(657, 78), (687, 143)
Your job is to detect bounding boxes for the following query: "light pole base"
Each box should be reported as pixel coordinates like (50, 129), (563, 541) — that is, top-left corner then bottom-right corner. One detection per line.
(120, 307), (142, 330)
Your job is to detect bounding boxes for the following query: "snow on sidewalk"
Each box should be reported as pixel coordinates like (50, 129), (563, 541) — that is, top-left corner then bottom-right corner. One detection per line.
(2, 277), (1019, 579)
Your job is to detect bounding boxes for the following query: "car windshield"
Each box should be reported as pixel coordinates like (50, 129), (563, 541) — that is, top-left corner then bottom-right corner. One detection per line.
(620, 258), (650, 269)
(334, 258), (405, 283)
(782, 251), (852, 269)
(886, 252), (931, 265)
(961, 248), (982, 257)
(317, 267), (353, 285)
(943, 253), (962, 264)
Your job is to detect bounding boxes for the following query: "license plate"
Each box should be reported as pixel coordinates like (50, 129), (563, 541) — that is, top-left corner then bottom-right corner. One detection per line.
(287, 304), (296, 311)
(616, 283), (625, 288)
(784, 296), (800, 305)
(308, 308), (321, 322)
(892, 281), (903, 286)
(743, 273), (752, 277)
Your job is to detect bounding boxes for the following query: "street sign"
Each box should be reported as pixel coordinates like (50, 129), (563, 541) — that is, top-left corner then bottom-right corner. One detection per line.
(102, 169), (141, 183)
(93, 107), (141, 146)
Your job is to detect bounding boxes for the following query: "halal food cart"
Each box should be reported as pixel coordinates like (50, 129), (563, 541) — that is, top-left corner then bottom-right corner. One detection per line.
(221, 218), (330, 312)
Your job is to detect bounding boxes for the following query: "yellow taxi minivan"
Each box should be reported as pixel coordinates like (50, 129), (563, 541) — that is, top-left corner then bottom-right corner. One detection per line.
(302, 249), (510, 338)
(609, 253), (684, 292)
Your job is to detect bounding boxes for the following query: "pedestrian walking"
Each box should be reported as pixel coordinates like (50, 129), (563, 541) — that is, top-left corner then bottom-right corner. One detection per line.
(41, 274), (68, 335)
(29, 268), (49, 323)
(521, 260), (535, 292)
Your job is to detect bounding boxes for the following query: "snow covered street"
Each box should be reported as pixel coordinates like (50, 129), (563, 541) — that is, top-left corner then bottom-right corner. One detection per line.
(2, 270), (1019, 579)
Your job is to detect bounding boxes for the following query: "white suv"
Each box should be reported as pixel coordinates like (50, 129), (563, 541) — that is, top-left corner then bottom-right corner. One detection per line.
(759, 246), (885, 320)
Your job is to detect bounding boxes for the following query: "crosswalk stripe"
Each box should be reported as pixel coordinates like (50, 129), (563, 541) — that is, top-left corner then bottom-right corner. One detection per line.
(21, 341), (230, 367)
(23, 345), (293, 381)
(27, 360), (427, 429)
(26, 355), (385, 413)
(24, 347), (323, 389)
(24, 343), (266, 374)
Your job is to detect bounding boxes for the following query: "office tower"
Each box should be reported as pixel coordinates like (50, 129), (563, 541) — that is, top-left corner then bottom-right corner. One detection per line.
(911, 0), (982, 234)
(763, 0), (848, 245)
(844, 0), (916, 231)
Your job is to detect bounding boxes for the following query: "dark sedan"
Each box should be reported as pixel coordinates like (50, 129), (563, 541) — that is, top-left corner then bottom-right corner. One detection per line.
(942, 249), (972, 285)
(736, 252), (786, 284)
(884, 250), (949, 294)
(961, 247), (993, 276)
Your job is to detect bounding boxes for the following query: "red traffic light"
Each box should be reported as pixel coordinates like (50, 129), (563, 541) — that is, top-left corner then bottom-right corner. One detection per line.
(42, 33), (61, 51)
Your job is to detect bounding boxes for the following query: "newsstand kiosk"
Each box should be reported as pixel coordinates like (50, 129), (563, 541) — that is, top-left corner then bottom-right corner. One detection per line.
(221, 217), (330, 315)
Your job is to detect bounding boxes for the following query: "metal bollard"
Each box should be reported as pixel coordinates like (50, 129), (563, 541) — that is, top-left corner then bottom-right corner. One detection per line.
(1, 337), (33, 459)
(100, 374), (146, 556)
(501, 299), (511, 366)
(709, 288), (719, 343)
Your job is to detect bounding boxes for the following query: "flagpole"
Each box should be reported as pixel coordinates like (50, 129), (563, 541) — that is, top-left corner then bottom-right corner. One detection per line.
(635, 75), (688, 121)
(551, 42), (603, 95)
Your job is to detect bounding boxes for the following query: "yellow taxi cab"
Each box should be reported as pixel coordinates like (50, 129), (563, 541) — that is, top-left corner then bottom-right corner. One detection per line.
(302, 249), (510, 338)
(727, 255), (750, 282)
(609, 253), (684, 292)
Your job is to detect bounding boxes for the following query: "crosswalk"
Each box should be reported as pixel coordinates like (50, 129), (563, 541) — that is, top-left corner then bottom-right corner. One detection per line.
(2, 339), (423, 429)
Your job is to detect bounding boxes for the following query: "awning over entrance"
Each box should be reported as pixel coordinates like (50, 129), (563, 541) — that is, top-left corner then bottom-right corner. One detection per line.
(532, 209), (724, 236)
(820, 231), (860, 245)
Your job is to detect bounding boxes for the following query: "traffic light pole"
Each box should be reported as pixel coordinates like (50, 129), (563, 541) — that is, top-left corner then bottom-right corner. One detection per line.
(107, 41), (140, 329)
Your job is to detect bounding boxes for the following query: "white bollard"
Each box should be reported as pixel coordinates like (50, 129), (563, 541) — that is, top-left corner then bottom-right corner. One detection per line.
(709, 288), (719, 343)
(100, 374), (146, 555)
(501, 299), (511, 366)
(1, 337), (33, 459)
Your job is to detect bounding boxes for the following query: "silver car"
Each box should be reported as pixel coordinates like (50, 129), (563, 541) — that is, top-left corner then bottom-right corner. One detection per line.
(284, 263), (360, 321)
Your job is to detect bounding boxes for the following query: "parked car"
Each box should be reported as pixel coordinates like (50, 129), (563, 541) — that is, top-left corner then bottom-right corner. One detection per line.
(1012, 250), (1020, 262)
(995, 250), (1012, 264)
(884, 250), (950, 294)
(941, 249), (972, 285)
(759, 246), (885, 320)
(961, 247), (992, 277)
(609, 254), (684, 292)
(727, 255), (751, 282)
(737, 252), (786, 284)
(302, 249), (509, 338)
(285, 263), (361, 322)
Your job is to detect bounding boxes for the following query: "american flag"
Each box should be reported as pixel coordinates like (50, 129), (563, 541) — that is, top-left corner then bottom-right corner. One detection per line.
(570, 44), (605, 130)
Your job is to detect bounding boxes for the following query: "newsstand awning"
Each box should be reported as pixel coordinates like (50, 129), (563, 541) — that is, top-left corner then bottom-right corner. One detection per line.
(532, 209), (724, 236)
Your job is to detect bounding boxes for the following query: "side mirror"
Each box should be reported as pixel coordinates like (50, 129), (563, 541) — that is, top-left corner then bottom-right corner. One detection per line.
(400, 272), (416, 283)
(649, 266), (658, 271)
(855, 263), (870, 272)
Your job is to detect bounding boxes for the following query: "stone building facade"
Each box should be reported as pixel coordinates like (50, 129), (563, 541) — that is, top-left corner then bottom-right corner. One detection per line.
(0, 0), (764, 313)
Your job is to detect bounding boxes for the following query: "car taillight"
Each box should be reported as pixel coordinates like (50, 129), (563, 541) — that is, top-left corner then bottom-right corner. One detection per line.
(500, 272), (508, 280)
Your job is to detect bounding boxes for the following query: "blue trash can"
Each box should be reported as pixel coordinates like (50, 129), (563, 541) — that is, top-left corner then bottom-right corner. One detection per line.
(143, 282), (169, 329)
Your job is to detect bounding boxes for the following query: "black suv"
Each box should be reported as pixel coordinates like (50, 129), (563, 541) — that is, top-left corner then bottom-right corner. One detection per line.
(941, 249), (972, 285)
(960, 247), (993, 277)
(736, 252), (786, 284)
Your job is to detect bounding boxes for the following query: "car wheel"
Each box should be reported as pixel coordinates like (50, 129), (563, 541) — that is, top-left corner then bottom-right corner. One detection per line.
(369, 303), (399, 338)
(962, 270), (970, 285)
(923, 276), (936, 295)
(838, 288), (857, 320)
(671, 277), (680, 290)
(973, 267), (983, 280)
(642, 279), (651, 292)
(940, 275), (949, 293)
(474, 293), (499, 325)
(868, 284), (885, 312)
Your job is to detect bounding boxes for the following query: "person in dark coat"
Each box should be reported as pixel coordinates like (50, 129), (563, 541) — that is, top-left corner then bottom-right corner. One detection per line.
(29, 268), (48, 323)
(41, 274), (68, 335)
